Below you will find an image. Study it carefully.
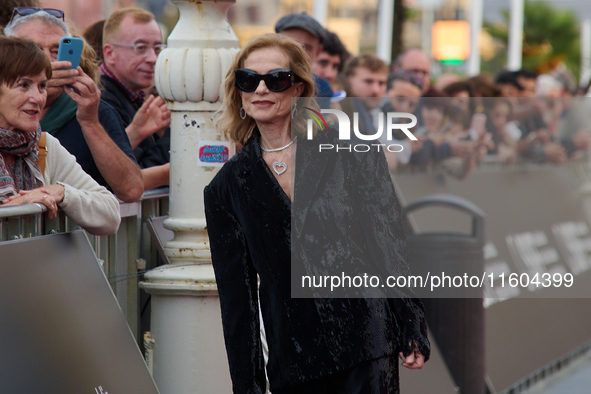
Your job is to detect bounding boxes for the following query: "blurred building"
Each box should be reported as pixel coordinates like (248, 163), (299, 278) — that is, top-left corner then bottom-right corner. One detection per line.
(228, 0), (474, 60)
(228, 0), (366, 55)
(41, 0), (107, 31)
(39, 0), (178, 31)
(38, 0), (486, 65)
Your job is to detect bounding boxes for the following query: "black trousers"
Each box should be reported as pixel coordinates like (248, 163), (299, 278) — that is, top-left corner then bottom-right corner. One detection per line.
(272, 355), (400, 394)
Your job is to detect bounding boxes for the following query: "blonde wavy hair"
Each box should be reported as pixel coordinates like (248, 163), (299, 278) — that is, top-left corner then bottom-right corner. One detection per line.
(217, 33), (318, 145)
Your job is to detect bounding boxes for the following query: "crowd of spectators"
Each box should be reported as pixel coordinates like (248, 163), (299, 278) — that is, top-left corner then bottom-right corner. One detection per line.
(332, 44), (591, 179)
(0, 0), (177, 237)
(1, 2), (171, 206)
(284, 11), (591, 180)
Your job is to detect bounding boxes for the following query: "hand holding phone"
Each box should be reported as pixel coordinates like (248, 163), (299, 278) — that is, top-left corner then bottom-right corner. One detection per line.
(57, 37), (83, 70)
(56, 37), (83, 91)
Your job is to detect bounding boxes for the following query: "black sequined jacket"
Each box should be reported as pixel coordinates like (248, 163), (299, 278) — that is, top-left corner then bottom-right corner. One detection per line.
(204, 128), (430, 393)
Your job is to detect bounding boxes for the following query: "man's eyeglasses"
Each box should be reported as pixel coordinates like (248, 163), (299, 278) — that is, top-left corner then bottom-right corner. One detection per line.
(234, 69), (301, 93)
(10, 7), (64, 25)
(110, 43), (167, 57)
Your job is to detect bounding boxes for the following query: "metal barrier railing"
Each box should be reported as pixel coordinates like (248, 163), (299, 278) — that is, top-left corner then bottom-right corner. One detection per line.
(0, 187), (170, 341)
(0, 204), (46, 240)
(499, 340), (591, 394)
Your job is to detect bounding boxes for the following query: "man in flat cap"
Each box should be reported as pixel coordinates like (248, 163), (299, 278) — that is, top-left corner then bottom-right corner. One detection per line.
(275, 12), (333, 108)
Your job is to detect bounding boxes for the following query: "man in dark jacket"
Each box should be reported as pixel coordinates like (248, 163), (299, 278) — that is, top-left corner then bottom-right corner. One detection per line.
(101, 7), (170, 190)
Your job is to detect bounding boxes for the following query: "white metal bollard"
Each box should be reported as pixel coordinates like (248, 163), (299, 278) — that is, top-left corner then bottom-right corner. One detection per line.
(140, 1), (239, 393)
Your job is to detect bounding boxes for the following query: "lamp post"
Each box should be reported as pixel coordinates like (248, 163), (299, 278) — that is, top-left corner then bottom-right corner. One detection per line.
(581, 19), (591, 89)
(313, 0), (329, 26)
(507, 0), (524, 71)
(140, 1), (239, 393)
(376, 0), (394, 63)
(467, 0), (483, 76)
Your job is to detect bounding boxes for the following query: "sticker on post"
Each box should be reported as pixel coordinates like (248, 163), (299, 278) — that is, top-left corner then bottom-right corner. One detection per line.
(198, 141), (230, 166)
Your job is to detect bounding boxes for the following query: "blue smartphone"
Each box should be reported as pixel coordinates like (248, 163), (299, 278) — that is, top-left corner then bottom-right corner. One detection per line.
(57, 37), (83, 69)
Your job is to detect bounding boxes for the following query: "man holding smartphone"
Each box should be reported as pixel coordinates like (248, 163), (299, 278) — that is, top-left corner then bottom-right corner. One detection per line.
(4, 8), (144, 202)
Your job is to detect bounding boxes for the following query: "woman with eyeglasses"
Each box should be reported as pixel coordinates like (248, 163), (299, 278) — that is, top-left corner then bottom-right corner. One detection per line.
(205, 33), (429, 394)
(0, 36), (120, 235)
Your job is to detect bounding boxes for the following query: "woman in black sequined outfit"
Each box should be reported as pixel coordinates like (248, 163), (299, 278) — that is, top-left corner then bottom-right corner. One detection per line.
(205, 33), (429, 394)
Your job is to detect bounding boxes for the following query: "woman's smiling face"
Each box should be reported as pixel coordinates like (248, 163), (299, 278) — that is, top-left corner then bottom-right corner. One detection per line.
(240, 46), (302, 126)
(0, 72), (47, 132)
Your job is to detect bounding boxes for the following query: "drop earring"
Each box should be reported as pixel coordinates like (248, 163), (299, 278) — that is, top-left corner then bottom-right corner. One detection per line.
(240, 106), (246, 120)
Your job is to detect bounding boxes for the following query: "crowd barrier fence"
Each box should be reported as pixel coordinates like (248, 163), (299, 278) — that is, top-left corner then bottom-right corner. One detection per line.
(0, 186), (170, 341)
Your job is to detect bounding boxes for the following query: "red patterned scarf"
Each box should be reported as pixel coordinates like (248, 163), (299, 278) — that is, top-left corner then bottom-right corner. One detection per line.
(0, 125), (44, 202)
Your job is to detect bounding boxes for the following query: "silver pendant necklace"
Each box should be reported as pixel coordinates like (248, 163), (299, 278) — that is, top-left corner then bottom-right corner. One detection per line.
(261, 137), (296, 175)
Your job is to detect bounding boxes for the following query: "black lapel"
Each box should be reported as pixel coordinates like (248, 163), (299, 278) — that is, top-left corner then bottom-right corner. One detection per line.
(292, 131), (334, 239)
(241, 132), (291, 224)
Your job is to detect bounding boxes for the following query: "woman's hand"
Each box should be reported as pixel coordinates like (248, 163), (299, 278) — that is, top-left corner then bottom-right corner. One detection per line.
(39, 184), (66, 205)
(1, 184), (65, 219)
(399, 343), (426, 370)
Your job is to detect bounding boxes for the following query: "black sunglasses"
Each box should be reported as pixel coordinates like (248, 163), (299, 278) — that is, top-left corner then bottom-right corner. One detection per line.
(234, 68), (301, 93)
(10, 7), (65, 25)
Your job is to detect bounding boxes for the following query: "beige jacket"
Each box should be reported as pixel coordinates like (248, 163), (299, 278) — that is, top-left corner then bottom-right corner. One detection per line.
(44, 133), (120, 235)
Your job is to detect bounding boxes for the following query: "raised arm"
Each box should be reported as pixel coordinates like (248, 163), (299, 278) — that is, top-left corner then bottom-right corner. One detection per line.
(65, 68), (143, 202)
